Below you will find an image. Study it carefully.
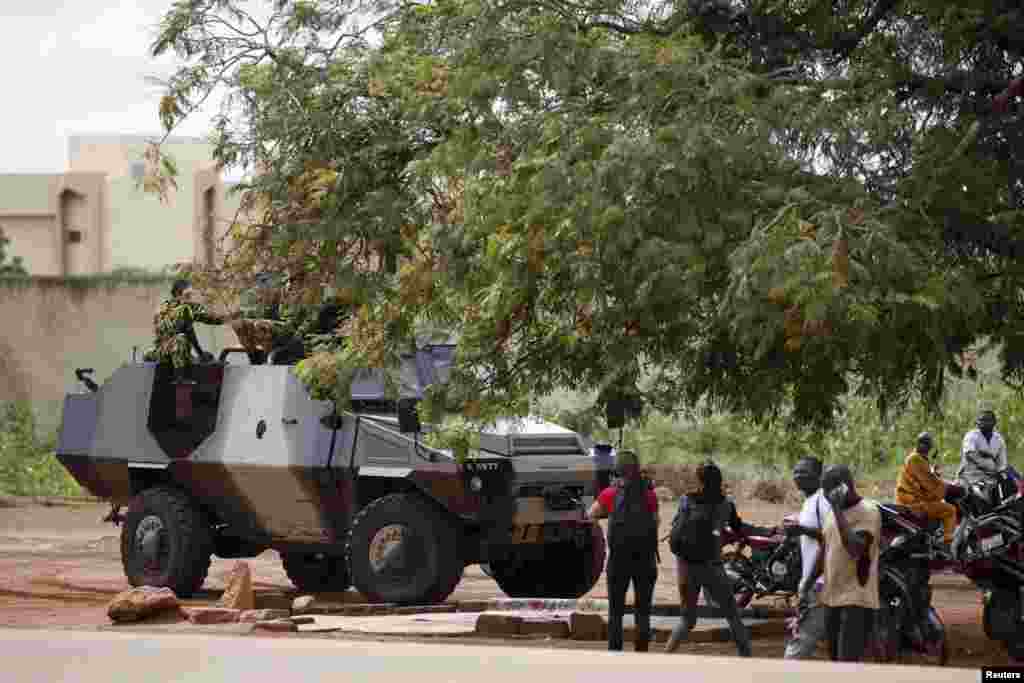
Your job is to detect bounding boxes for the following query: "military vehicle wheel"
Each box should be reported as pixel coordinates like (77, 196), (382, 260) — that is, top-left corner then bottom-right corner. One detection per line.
(120, 486), (212, 597)
(282, 553), (350, 593)
(346, 493), (461, 605)
(491, 524), (605, 598)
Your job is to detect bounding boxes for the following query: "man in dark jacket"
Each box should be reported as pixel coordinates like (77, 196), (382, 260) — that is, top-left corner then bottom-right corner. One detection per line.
(665, 461), (777, 656)
(587, 450), (660, 652)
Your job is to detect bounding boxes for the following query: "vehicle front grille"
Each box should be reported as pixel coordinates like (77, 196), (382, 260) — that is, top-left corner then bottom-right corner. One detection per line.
(509, 435), (584, 456)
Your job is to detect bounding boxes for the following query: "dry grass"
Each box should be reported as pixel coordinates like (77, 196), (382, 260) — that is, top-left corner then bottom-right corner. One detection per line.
(642, 463), (803, 505)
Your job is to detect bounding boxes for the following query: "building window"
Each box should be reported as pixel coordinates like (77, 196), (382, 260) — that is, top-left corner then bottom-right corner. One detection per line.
(67, 230), (83, 244)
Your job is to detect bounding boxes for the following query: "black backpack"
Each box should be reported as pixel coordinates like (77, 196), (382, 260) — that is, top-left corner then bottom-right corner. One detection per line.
(608, 479), (658, 556)
(670, 495), (727, 562)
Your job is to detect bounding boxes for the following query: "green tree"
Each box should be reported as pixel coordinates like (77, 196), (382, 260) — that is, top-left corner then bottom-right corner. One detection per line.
(145, 0), (1024, 432)
(0, 227), (26, 276)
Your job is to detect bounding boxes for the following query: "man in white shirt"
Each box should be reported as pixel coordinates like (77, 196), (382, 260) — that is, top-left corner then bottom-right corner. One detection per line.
(957, 409), (1009, 487)
(802, 464), (881, 663)
(783, 456), (832, 659)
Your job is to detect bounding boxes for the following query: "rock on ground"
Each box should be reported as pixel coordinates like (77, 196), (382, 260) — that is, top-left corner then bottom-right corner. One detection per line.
(107, 587), (180, 623)
(218, 561), (255, 610)
(291, 595), (315, 613)
(254, 619), (298, 632)
(185, 607), (242, 625)
(239, 609), (290, 623)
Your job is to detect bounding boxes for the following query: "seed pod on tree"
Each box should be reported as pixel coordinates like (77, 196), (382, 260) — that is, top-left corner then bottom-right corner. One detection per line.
(798, 220), (817, 240)
(832, 236), (850, 289)
(783, 305), (804, 339)
(527, 225), (545, 273)
(767, 287), (787, 305)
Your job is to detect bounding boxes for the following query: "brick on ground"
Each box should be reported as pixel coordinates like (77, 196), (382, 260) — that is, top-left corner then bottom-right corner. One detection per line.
(570, 612), (606, 641)
(475, 613), (523, 636)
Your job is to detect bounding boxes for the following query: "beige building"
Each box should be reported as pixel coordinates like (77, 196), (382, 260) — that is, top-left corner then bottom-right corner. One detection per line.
(0, 134), (242, 275)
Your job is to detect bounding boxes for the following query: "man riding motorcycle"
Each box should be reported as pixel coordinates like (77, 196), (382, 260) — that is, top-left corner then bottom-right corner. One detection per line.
(958, 409), (1009, 487)
(957, 409), (1020, 512)
(896, 432), (957, 547)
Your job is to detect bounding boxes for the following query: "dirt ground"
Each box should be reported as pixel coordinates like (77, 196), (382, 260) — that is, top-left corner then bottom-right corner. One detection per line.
(0, 498), (1013, 668)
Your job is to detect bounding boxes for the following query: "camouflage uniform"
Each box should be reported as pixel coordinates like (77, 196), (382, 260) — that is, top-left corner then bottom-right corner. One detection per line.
(147, 299), (224, 370)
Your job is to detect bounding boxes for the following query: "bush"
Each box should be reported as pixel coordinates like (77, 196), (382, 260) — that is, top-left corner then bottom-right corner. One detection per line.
(536, 349), (1021, 496)
(0, 402), (80, 497)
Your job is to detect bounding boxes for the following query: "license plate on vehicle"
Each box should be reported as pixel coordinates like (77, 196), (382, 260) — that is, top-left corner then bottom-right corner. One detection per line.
(981, 533), (1005, 553)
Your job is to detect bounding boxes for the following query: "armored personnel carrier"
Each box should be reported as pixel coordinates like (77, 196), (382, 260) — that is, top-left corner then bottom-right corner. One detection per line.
(55, 344), (605, 604)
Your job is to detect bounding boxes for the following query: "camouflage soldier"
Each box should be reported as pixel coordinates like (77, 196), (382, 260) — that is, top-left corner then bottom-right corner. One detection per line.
(148, 279), (229, 382)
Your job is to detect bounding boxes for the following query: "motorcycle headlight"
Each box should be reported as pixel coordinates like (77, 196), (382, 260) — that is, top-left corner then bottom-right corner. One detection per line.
(469, 476), (483, 493)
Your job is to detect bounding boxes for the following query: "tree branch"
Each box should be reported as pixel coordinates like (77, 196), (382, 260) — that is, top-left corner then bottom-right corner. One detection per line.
(829, 0), (903, 62)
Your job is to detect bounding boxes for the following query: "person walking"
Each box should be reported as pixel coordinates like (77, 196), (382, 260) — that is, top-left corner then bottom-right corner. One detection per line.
(665, 461), (777, 657)
(783, 456), (831, 659)
(801, 464), (881, 662)
(587, 450), (659, 652)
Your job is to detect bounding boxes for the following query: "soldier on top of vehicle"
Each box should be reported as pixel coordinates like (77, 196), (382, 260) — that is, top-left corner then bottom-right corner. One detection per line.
(233, 275), (351, 364)
(146, 278), (236, 382)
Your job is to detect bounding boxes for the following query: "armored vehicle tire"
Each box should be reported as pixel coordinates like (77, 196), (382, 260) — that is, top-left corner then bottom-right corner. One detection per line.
(491, 524), (605, 598)
(282, 553), (351, 593)
(346, 493), (462, 605)
(120, 486), (213, 598)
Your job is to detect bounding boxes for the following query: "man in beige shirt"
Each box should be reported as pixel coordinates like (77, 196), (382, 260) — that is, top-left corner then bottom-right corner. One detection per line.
(800, 464), (880, 662)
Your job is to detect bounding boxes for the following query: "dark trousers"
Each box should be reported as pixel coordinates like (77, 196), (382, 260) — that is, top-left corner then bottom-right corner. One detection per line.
(607, 551), (657, 652)
(826, 606), (874, 662)
(675, 559), (752, 657)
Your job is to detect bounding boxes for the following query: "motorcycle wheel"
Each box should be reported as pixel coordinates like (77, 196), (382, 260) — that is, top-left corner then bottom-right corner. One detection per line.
(721, 552), (756, 609)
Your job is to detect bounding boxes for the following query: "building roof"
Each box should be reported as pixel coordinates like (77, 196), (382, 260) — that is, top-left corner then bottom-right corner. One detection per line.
(67, 133), (210, 161)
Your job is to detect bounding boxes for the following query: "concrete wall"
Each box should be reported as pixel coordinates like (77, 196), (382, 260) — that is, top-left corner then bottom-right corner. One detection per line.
(0, 213), (60, 275)
(0, 278), (243, 434)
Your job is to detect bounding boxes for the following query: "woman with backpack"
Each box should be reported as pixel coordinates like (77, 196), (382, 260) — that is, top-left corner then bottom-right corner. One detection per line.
(587, 450), (660, 652)
(664, 461), (779, 656)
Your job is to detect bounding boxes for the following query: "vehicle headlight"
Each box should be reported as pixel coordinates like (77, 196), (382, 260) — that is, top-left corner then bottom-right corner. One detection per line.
(469, 476), (483, 493)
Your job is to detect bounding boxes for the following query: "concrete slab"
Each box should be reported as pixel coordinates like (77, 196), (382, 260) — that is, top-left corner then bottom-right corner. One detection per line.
(297, 612), (481, 636)
(292, 609), (783, 641)
(0, 628), (979, 682)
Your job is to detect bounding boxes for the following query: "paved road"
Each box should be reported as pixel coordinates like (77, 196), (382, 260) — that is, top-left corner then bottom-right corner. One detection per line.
(2, 628), (979, 682)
